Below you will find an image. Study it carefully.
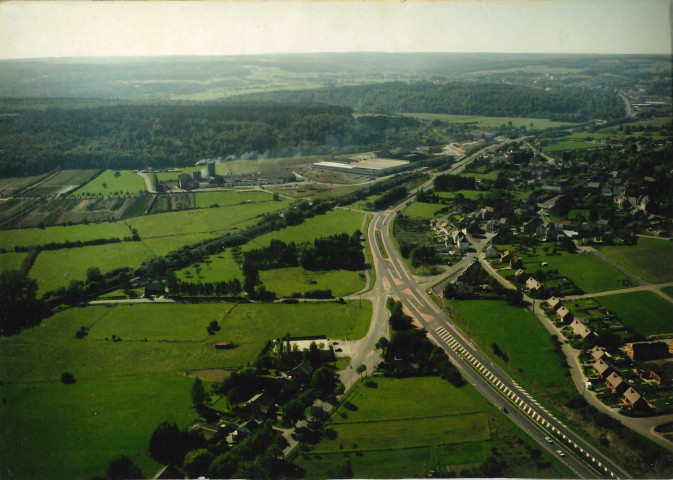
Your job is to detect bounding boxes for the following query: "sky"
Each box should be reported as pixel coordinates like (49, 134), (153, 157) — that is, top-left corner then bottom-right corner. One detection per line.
(0, 0), (670, 59)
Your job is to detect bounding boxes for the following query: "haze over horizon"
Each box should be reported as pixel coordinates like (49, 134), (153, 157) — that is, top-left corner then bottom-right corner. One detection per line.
(0, 0), (671, 60)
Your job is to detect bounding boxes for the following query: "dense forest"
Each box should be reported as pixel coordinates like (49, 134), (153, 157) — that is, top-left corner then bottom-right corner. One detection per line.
(226, 83), (625, 121)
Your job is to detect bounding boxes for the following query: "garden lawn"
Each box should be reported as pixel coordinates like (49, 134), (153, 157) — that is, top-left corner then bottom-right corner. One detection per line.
(0, 373), (193, 480)
(259, 267), (365, 298)
(75, 170), (147, 197)
(597, 291), (673, 338)
(243, 209), (364, 251)
(194, 191), (276, 208)
(447, 300), (569, 388)
(540, 141), (602, 153)
(598, 237), (673, 283)
(0, 221), (132, 250)
(0, 252), (26, 271)
(29, 241), (154, 294)
(403, 202), (445, 220)
(0, 301), (372, 384)
(435, 190), (482, 200)
(518, 250), (633, 293)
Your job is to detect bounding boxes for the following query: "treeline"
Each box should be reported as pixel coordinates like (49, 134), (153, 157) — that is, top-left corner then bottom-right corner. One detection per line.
(0, 103), (354, 176)
(244, 232), (365, 272)
(8, 235), (138, 253)
(228, 82), (625, 122)
(433, 173), (476, 191)
(169, 279), (242, 297)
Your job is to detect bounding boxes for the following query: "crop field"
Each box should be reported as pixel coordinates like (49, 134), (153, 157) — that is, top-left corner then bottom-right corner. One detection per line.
(0, 301), (372, 384)
(128, 199), (290, 239)
(177, 249), (242, 283)
(540, 140), (602, 153)
(29, 241), (154, 294)
(405, 113), (575, 129)
(598, 237), (673, 283)
(0, 373), (192, 480)
(0, 251), (26, 271)
(259, 267), (365, 297)
(194, 190), (275, 208)
(243, 209), (365, 251)
(297, 377), (567, 479)
(74, 170), (147, 197)
(597, 291), (673, 338)
(0, 221), (132, 250)
(27, 169), (100, 197)
(0, 173), (48, 196)
(517, 249), (632, 293)
(402, 201), (445, 219)
(446, 300), (570, 389)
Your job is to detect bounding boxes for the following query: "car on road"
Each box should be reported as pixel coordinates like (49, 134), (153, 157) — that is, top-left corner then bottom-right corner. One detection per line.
(500, 407), (508, 413)
(556, 449), (565, 457)
(545, 436), (553, 443)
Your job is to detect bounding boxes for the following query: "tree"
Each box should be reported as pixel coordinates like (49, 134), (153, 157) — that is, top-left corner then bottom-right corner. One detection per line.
(328, 459), (354, 479)
(374, 337), (390, 360)
(86, 266), (103, 283)
(281, 398), (306, 426)
(61, 372), (75, 384)
(0, 269), (48, 335)
(107, 455), (142, 480)
(183, 448), (214, 478)
(356, 364), (367, 378)
(149, 422), (188, 466)
(191, 378), (207, 406)
(306, 405), (330, 427)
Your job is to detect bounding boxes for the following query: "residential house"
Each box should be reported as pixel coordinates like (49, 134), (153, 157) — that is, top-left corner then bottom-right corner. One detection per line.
(547, 296), (562, 312)
(514, 269), (528, 281)
(596, 219), (611, 233)
(570, 318), (592, 340)
(590, 346), (606, 362)
(525, 277), (542, 292)
(227, 419), (263, 444)
(626, 341), (670, 361)
(242, 392), (274, 415)
(500, 250), (513, 263)
(556, 305), (573, 324)
(177, 173), (197, 190)
(592, 359), (614, 379)
(485, 219), (498, 233)
(485, 245), (499, 259)
(649, 369), (665, 385)
(144, 282), (166, 297)
(510, 255), (523, 269)
(623, 387), (649, 410)
(605, 372), (628, 395)
(290, 361), (314, 381)
(523, 217), (544, 235)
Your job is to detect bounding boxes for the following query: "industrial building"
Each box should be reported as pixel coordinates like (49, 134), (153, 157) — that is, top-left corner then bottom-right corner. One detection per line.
(313, 158), (410, 177)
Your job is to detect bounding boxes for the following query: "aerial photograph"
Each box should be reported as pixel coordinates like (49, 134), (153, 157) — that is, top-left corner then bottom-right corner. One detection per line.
(0, 0), (671, 478)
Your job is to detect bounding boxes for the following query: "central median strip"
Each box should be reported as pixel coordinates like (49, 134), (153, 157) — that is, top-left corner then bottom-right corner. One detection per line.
(375, 229), (388, 258)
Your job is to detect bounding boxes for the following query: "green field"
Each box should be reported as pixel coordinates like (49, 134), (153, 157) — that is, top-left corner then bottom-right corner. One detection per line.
(597, 291), (673, 338)
(405, 113), (575, 129)
(243, 209), (365, 252)
(0, 373), (192, 480)
(0, 221), (132, 250)
(540, 141), (602, 153)
(194, 190), (276, 208)
(402, 201), (444, 219)
(29, 242), (154, 294)
(661, 286), (673, 298)
(0, 251), (26, 271)
(447, 300), (569, 388)
(297, 376), (567, 479)
(75, 170), (147, 197)
(517, 249), (632, 293)
(598, 237), (673, 283)
(141, 232), (223, 257)
(435, 190), (483, 200)
(0, 301), (371, 384)
(177, 249), (243, 283)
(259, 267), (365, 297)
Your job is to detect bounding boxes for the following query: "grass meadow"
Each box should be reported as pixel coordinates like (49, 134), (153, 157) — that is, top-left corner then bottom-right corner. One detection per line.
(597, 291), (673, 338)
(540, 141), (602, 153)
(0, 221), (132, 250)
(405, 113), (575, 129)
(193, 190), (276, 208)
(435, 190), (483, 200)
(259, 267), (365, 297)
(177, 249), (243, 283)
(402, 201), (446, 220)
(0, 251), (26, 271)
(446, 300), (570, 389)
(598, 237), (673, 283)
(75, 170), (147, 197)
(29, 242), (155, 294)
(297, 377), (568, 479)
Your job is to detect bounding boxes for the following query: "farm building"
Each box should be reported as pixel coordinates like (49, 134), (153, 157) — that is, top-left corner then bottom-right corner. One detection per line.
(177, 173), (197, 190)
(625, 341), (671, 361)
(214, 341), (235, 349)
(313, 158), (410, 177)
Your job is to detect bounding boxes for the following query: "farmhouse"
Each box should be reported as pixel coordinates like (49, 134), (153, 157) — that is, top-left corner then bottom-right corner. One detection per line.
(605, 372), (628, 395)
(177, 173), (197, 190)
(625, 341), (670, 361)
(623, 387), (649, 410)
(592, 358), (614, 379)
(313, 158), (410, 177)
(547, 296), (562, 312)
(556, 305), (573, 324)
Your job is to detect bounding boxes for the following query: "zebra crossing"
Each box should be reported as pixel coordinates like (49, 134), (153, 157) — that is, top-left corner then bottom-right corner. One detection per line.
(434, 325), (618, 479)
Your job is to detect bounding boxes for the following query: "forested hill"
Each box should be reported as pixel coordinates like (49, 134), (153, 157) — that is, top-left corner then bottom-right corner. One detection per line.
(226, 82), (625, 122)
(0, 103), (357, 176)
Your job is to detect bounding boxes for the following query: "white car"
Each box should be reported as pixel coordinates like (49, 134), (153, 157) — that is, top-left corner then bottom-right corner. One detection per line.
(545, 436), (553, 443)
(556, 449), (565, 457)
